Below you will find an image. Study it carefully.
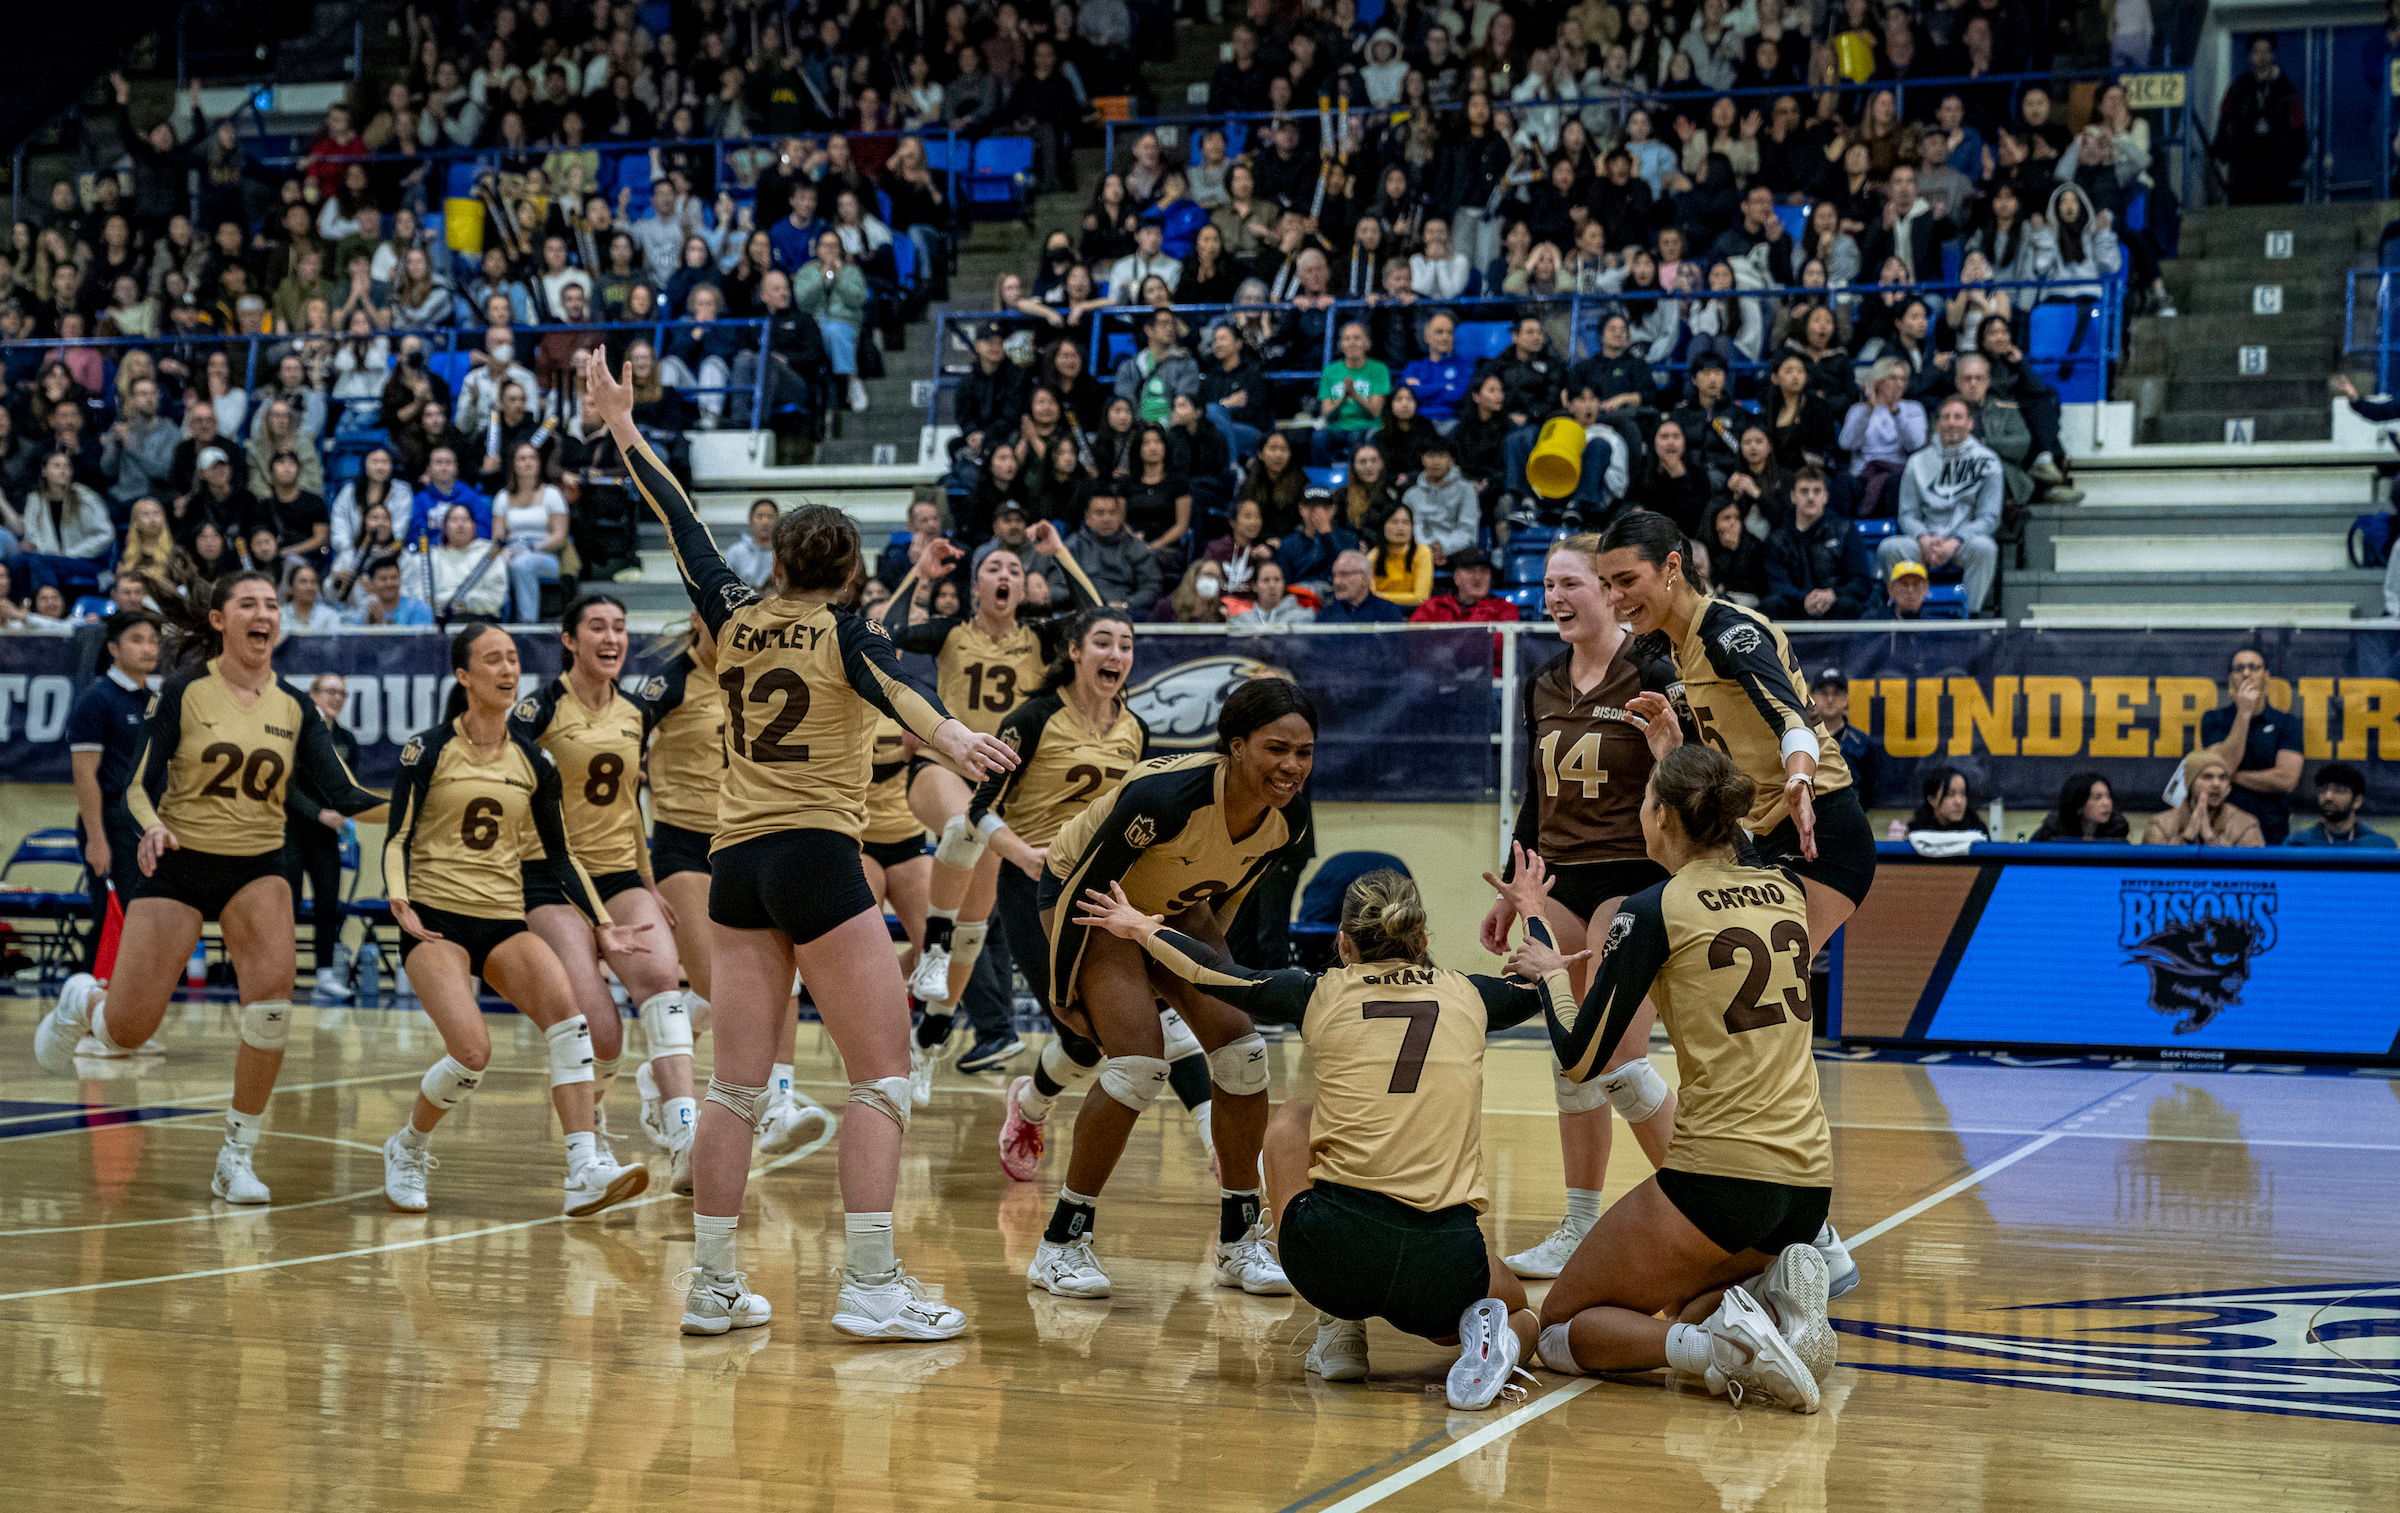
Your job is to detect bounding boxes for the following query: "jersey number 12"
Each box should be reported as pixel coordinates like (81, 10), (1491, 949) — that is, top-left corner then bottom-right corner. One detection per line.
(719, 667), (813, 763)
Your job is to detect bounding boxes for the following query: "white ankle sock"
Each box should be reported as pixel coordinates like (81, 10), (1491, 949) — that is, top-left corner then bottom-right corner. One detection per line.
(694, 1212), (738, 1275)
(844, 1211), (896, 1276)
(565, 1131), (597, 1166)
(771, 1062), (795, 1100)
(397, 1124), (431, 1152)
(1563, 1188), (1603, 1231)
(88, 995), (129, 1052)
(1665, 1321), (1715, 1376)
(664, 1095), (697, 1133)
(225, 1110), (262, 1147)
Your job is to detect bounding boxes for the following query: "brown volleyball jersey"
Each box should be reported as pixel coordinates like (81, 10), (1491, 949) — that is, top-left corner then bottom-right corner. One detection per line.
(968, 692), (1149, 848)
(644, 651), (728, 834)
(1137, 933), (1546, 1214)
(511, 676), (658, 876)
(1546, 858), (1831, 1187)
(1654, 598), (1851, 832)
(1513, 643), (1677, 867)
(383, 720), (609, 923)
(127, 660), (382, 856)
(861, 718), (926, 847)
(624, 438), (957, 849)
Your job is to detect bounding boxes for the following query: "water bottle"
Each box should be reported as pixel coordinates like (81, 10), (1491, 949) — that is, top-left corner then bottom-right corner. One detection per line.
(356, 941), (383, 1010)
(185, 943), (207, 992)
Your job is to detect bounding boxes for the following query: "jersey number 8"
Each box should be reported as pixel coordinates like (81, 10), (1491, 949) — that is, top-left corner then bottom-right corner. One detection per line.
(718, 667), (814, 763)
(1708, 922), (1814, 1034)
(584, 753), (625, 804)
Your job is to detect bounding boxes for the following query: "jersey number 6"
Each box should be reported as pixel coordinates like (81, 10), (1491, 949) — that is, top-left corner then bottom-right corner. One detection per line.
(718, 667), (814, 763)
(1708, 921), (1814, 1033)
(1363, 999), (1441, 1093)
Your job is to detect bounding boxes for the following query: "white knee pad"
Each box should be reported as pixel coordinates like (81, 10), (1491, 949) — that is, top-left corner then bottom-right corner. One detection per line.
(1097, 1054), (1171, 1112)
(1538, 1322), (1585, 1377)
(1158, 1004), (1203, 1063)
(934, 814), (987, 870)
(1554, 1068), (1612, 1114)
(1040, 1037), (1100, 1088)
(1207, 1033), (1270, 1097)
(545, 1015), (595, 1087)
(420, 1054), (483, 1110)
(237, 999), (293, 1052)
(950, 921), (990, 973)
(1600, 1056), (1671, 1123)
(641, 991), (694, 1057)
(849, 1075), (914, 1131)
(706, 1076), (765, 1129)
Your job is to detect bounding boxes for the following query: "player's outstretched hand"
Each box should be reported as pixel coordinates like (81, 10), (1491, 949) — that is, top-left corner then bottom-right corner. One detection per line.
(597, 921), (654, 957)
(1626, 691), (1682, 760)
(580, 349), (635, 434)
(936, 720), (1021, 780)
(1506, 935), (1589, 982)
(390, 899), (443, 944)
(1074, 881), (1165, 941)
(1480, 843), (1554, 926)
(137, 824), (180, 877)
(1788, 782), (1818, 862)
(1478, 896), (1516, 957)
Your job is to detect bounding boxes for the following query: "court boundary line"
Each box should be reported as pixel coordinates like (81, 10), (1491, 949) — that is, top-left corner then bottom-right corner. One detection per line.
(1299, 1074), (2160, 1510)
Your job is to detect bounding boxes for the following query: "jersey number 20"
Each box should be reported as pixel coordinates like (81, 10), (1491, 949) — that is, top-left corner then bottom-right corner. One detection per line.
(719, 667), (813, 763)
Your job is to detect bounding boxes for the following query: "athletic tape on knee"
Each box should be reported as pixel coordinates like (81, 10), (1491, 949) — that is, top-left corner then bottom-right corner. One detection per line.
(1097, 1054), (1171, 1112)
(1538, 1323), (1586, 1377)
(545, 1015), (595, 1087)
(849, 1075), (914, 1131)
(1553, 1068), (1612, 1114)
(934, 813), (988, 870)
(420, 1054), (483, 1110)
(1158, 1004), (1203, 1063)
(706, 1076), (766, 1129)
(1600, 1056), (1671, 1123)
(641, 991), (694, 1057)
(1207, 1033), (1270, 1097)
(593, 1054), (620, 1091)
(237, 998), (293, 1053)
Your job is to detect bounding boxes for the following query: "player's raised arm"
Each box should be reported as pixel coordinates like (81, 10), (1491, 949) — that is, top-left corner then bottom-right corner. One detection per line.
(584, 350), (752, 635)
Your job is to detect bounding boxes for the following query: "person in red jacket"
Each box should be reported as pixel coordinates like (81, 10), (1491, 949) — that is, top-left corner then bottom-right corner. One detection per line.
(1411, 548), (1520, 623)
(305, 104), (367, 201)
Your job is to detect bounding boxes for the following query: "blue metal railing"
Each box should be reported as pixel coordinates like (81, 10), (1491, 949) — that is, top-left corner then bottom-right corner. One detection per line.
(2342, 270), (2400, 395)
(927, 273), (2126, 433)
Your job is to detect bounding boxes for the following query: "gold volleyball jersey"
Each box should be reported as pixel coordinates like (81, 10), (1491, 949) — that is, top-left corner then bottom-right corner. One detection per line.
(1513, 643), (1678, 867)
(625, 439), (956, 848)
(127, 660), (382, 856)
(511, 675), (658, 876)
(1546, 858), (1831, 1187)
(891, 548), (1104, 735)
(383, 720), (609, 923)
(969, 692), (1149, 848)
(1045, 753), (1310, 1010)
(645, 652), (728, 834)
(861, 718), (926, 846)
(1137, 934), (1545, 1214)
(1649, 598), (1851, 832)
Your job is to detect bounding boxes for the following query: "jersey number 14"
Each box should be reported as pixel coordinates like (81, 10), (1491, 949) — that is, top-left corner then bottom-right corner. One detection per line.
(1537, 730), (1609, 798)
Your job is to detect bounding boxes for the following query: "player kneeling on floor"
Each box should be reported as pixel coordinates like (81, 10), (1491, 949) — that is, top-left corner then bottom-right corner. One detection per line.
(1072, 869), (1541, 1410)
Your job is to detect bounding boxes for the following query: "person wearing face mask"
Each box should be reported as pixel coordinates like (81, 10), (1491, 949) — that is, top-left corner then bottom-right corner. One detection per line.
(1163, 559), (1230, 623)
(457, 326), (538, 439)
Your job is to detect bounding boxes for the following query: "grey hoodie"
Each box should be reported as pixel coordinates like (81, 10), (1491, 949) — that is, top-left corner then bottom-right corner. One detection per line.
(1362, 30), (1408, 106)
(1898, 435), (2004, 545)
(1403, 470), (1480, 557)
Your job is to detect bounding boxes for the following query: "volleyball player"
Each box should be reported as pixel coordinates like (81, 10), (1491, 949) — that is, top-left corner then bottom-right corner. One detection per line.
(512, 594), (702, 1193)
(891, 531), (1101, 1092)
(1480, 533), (1682, 1280)
(378, 623), (652, 1215)
(1597, 508), (1872, 1296)
(589, 350), (1016, 1340)
(1494, 746), (1837, 1412)
(33, 572), (385, 1204)
(1025, 677), (1317, 1300)
(1074, 868), (1547, 1410)
(645, 615), (835, 1157)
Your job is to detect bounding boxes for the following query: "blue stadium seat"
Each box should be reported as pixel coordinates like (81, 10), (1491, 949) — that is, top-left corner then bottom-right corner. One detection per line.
(1497, 585), (1545, 614)
(1304, 465), (1347, 491)
(0, 827), (90, 977)
(968, 137), (1036, 216)
(1940, 243), (1963, 283)
(614, 150), (653, 205)
(1922, 583), (1970, 617)
(1101, 330), (1137, 369)
(1852, 517), (1897, 541)
(923, 138), (962, 175)
(1773, 204), (1808, 241)
(444, 162), (483, 200)
(70, 595), (111, 621)
(426, 349), (474, 393)
(889, 232), (917, 289)
(2027, 301), (2107, 402)
(1453, 320), (1513, 360)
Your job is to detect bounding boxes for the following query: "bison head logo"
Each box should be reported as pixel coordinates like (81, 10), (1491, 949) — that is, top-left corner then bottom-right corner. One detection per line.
(2124, 915), (2264, 1034)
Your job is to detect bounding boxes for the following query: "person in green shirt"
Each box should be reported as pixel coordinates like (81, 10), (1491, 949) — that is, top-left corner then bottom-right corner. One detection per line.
(1110, 307), (1201, 425)
(1315, 321), (1391, 463)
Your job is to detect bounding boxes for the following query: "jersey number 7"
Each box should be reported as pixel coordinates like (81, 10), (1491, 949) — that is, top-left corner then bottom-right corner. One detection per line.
(1363, 999), (1440, 1093)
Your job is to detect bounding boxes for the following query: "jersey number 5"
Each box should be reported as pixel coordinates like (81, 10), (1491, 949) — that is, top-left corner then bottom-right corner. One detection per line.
(718, 667), (814, 763)
(1362, 999), (1441, 1093)
(1708, 922), (1814, 1033)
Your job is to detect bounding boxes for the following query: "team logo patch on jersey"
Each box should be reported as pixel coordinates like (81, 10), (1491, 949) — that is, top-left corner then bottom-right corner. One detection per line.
(2118, 880), (2279, 1033)
(720, 582), (755, 613)
(1128, 656), (1289, 748)
(1839, 1281), (2400, 1423)
(1125, 815), (1158, 849)
(399, 737), (424, 767)
(1715, 622), (1764, 656)
(1599, 911), (1635, 960)
(638, 675), (668, 702)
(512, 696), (541, 723)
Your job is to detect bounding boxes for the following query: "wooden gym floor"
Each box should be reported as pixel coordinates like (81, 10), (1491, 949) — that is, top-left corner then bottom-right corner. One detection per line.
(2, 995), (2396, 1512)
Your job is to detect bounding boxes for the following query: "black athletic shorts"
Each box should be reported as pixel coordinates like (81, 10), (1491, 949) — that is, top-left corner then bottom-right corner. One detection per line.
(650, 822), (714, 881)
(1752, 784), (1877, 906)
(862, 834), (929, 870)
(1545, 858), (1671, 922)
(1656, 1168), (1831, 1257)
(1280, 1181), (1490, 1343)
(523, 862), (647, 912)
(131, 846), (286, 920)
(399, 904), (528, 978)
(711, 828), (877, 945)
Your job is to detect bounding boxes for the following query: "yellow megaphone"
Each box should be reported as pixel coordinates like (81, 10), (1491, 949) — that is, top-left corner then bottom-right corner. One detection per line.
(1526, 417), (1585, 500)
